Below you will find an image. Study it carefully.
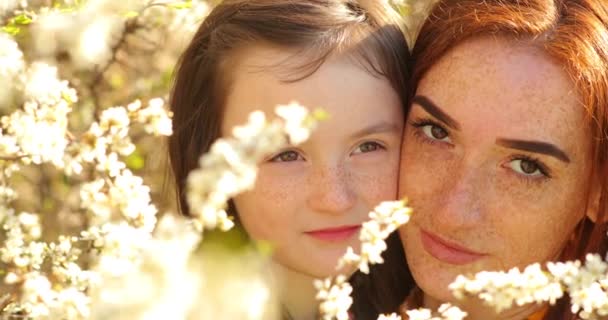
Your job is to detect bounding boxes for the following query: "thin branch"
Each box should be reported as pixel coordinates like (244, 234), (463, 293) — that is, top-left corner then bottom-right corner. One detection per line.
(89, 19), (141, 119)
(0, 155), (28, 161)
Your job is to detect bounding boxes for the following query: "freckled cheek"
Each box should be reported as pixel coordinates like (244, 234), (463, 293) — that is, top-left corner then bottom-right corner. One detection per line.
(233, 167), (307, 241)
(399, 145), (458, 218)
(350, 153), (400, 207)
(488, 183), (585, 267)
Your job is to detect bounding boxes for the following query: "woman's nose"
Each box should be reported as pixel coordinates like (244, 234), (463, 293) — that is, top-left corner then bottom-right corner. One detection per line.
(306, 164), (356, 214)
(432, 167), (486, 230)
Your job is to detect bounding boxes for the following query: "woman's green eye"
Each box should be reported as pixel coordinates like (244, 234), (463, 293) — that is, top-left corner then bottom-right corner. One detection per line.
(270, 150), (302, 162)
(422, 124), (449, 141)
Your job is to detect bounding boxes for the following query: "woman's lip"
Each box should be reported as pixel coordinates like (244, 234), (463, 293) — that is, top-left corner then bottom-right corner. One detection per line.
(420, 229), (485, 265)
(304, 225), (361, 242)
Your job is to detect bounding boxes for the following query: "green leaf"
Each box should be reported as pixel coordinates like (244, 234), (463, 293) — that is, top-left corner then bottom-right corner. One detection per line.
(397, 4), (412, 17)
(254, 240), (275, 257)
(123, 11), (139, 19)
(168, 1), (193, 9)
(125, 149), (145, 170)
(13, 14), (32, 25)
(1, 25), (20, 36)
(109, 73), (125, 89)
(312, 108), (330, 121)
(61, 91), (73, 104)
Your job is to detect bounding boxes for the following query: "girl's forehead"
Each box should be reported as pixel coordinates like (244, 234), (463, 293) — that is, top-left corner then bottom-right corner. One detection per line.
(221, 45), (403, 137)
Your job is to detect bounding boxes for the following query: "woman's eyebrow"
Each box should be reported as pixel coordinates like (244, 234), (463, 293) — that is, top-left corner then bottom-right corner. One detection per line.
(496, 138), (571, 163)
(412, 95), (461, 130)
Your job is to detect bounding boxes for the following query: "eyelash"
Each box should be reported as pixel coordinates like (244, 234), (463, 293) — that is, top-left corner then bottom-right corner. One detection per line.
(267, 149), (305, 163)
(409, 117), (552, 184)
(267, 140), (385, 163)
(507, 154), (552, 181)
(409, 118), (452, 147)
(352, 141), (386, 154)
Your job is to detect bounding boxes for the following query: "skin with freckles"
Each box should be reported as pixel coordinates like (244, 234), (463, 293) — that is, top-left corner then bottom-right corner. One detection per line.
(222, 45), (404, 278)
(399, 37), (596, 318)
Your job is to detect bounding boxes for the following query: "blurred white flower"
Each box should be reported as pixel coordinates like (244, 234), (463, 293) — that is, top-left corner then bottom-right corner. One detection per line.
(406, 308), (433, 320)
(315, 275), (353, 320)
(405, 304), (467, 320)
(134, 97), (173, 136)
(188, 104), (319, 233)
(378, 313), (402, 320)
(275, 101), (315, 145)
(86, 222), (151, 277)
(109, 169), (157, 232)
(32, 10), (74, 57)
(0, 0), (22, 17)
(0, 32), (24, 77)
(22, 62), (77, 106)
(74, 16), (123, 68)
(336, 199), (411, 274)
(0, 33), (25, 111)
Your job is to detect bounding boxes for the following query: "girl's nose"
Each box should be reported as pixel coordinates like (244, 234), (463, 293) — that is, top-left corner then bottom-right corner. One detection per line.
(306, 165), (356, 215)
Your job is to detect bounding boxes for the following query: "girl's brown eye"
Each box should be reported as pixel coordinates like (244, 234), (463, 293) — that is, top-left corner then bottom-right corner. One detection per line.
(270, 150), (302, 162)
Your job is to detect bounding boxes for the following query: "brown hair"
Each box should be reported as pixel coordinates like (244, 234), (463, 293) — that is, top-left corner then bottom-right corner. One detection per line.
(167, 0), (413, 317)
(408, 0), (608, 318)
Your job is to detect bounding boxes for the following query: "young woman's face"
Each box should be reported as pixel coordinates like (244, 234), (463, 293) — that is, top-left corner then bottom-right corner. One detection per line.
(399, 37), (595, 303)
(222, 45), (404, 277)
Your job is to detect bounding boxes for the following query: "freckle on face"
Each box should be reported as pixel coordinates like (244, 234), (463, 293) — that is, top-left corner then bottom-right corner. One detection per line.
(399, 36), (593, 303)
(222, 45), (404, 277)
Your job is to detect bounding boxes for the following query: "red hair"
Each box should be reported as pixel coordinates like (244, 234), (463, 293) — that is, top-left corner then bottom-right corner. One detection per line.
(410, 1), (608, 318)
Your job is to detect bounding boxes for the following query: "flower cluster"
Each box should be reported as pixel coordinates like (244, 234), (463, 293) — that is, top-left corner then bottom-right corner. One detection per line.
(315, 275), (354, 320)
(3, 1), (608, 320)
(186, 102), (323, 233)
(449, 253), (608, 319)
(0, 28), (174, 318)
(339, 200), (412, 274)
(404, 304), (467, 320)
(316, 200), (413, 320)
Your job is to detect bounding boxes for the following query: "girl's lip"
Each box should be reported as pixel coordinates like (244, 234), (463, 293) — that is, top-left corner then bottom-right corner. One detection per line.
(420, 229), (485, 265)
(304, 225), (361, 242)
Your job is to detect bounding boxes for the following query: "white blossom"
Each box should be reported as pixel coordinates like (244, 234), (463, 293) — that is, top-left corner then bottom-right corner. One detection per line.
(320, 200), (412, 320)
(74, 16), (123, 68)
(133, 98), (173, 136)
(0, 33), (24, 76)
(275, 101), (317, 144)
(335, 199), (412, 274)
(187, 104), (319, 232)
(315, 275), (353, 320)
(405, 304), (467, 320)
(378, 313), (402, 320)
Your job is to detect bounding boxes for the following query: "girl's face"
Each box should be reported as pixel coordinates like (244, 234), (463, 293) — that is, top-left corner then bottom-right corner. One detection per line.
(222, 45), (404, 277)
(399, 37), (596, 303)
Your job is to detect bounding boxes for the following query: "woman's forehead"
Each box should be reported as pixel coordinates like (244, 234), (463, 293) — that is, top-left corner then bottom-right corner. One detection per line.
(415, 37), (592, 155)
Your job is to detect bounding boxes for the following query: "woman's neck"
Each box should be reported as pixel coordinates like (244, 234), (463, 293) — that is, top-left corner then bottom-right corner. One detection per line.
(271, 262), (319, 320)
(423, 293), (546, 320)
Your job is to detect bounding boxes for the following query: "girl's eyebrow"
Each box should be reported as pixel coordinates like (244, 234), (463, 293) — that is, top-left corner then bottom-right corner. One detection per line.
(412, 95), (461, 130)
(496, 138), (571, 163)
(350, 121), (401, 139)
